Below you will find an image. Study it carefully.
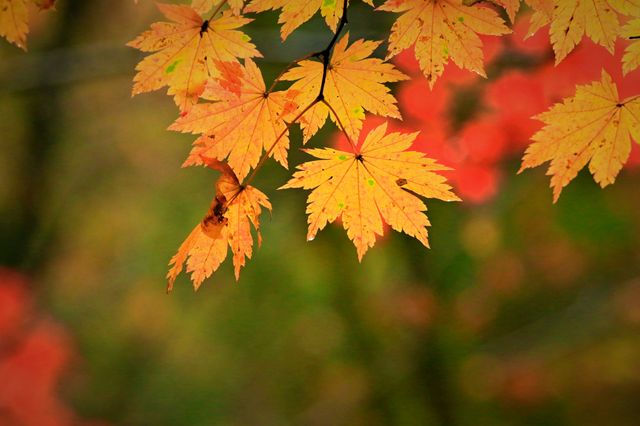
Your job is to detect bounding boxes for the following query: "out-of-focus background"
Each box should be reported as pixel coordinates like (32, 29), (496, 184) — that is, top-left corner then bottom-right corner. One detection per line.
(2, 1), (640, 425)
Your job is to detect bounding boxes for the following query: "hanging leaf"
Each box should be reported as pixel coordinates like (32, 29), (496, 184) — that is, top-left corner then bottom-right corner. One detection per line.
(170, 59), (300, 180)
(521, 71), (640, 201)
(128, 3), (260, 111)
(378, 0), (510, 88)
(281, 122), (459, 260)
(281, 33), (408, 143)
(167, 158), (271, 290)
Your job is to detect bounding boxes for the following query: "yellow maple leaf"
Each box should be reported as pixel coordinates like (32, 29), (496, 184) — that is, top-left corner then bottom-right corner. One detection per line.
(281, 32), (408, 143)
(191, 0), (245, 15)
(169, 59), (299, 181)
(489, 0), (521, 23)
(0, 0), (28, 49)
(0, 0), (55, 49)
(167, 158), (271, 291)
(524, 0), (554, 37)
(128, 3), (260, 112)
(245, 0), (373, 40)
(520, 71), (640, 202)
(548, 0), (624, 64)
(621, 16), (640, 75)
(378, 0), (510, 88)
(281, 122), (460, 260)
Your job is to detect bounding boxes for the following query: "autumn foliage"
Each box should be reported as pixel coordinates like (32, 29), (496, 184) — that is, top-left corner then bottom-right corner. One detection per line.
(2, 0), (639, 290)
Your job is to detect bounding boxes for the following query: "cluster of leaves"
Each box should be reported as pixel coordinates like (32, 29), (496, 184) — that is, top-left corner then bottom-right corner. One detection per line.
(2, 0), (639, 290)
(129, 0), (461, 290)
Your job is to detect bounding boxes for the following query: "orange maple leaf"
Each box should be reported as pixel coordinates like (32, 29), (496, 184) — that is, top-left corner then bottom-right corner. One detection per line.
(128, 3), (260, 111)
(520, 71), (640, 202)
(167, 158), (271, 291)
(0, 0), (55, 49)
(378, 0), (510, 88)
(169, 59), (299, 181)
(191, 0), (245, 15)
(281, 32), (408, 143)
(281, 122), (460, 260)
(245, 0), (373, 41)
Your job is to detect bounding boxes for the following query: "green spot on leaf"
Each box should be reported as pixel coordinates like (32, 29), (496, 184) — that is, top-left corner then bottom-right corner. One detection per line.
(165, 60), (180, 74)
(458, 16), (464, 23)
(367, 178), (375, 187)
(338, 202), (345, 209)
(352, 106), (365, 119)
(338, 154), (348, 161)
(323, 0), (336, 8)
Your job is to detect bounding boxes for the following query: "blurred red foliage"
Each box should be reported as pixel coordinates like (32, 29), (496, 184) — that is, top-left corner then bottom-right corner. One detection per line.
(0, 268), (100, 426)
(336, 12), (640, 204)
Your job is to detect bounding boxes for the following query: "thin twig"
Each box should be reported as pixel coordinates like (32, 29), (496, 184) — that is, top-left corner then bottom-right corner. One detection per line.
(322, 99), (358, 152)
(241, 100), (318, 189)
(207, 0), (228, 21)
(268, 52), (315, 93)
(239, 0), (351, 189)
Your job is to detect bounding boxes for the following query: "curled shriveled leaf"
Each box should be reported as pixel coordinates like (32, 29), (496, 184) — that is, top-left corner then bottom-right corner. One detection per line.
(167, 158), (271, 291)
(281, 122), (460, 260)
(520, 71), (640, 202)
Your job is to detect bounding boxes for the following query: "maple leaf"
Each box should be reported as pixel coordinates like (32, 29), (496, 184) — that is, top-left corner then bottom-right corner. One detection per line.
(488, 0), (521, 23)
(169, 59), (299, 181)
(191, 0), (245, 15)
(128, 3), (260, 111)
(281, 32), (408, 143)
(245, 0), (373, 41)
(0, 0), (55, 49)
(281, 122), (460, 260)
(520, 71), (640, 202)
(621, 17), (640, 75)
(523, 0), (554, 37)
(378, 0), (510, 88)
(547, 0), (626, 64)
(167, 158), (271, 291)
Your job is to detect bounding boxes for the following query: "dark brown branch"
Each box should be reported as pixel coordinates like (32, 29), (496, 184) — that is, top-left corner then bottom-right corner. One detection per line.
(241, 0), (351, 188)
(314, 0), (349, 101)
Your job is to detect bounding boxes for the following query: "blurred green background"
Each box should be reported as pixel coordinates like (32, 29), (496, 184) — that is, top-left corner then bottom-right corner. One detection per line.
(2, 1), (640, 425)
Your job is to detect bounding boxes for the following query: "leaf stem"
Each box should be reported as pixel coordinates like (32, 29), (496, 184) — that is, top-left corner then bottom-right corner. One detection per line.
(322, 99), (358, 152)
(239, 0), (351, 189)
(268, 52), (315, 93)
(207, 0), (228, 21)
(241, 100), (318, 190)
